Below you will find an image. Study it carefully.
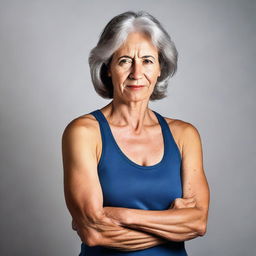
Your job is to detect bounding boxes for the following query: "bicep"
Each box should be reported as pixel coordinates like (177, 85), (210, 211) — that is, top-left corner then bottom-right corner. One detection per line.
(181, 123), (210, 214)
(62, 120), (104, 226)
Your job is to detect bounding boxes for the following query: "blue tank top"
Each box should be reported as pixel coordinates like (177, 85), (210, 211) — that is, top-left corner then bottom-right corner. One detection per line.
(79, 109), (187, 256)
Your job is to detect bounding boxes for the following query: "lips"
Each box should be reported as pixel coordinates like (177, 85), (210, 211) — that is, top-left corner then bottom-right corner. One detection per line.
(126, 85), (144, 88)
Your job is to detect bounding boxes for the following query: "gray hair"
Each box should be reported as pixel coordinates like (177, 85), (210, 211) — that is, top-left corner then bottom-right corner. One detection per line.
(89, 11), (178, 101)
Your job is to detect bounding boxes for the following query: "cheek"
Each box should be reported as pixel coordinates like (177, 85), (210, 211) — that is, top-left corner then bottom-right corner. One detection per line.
(113, 70), (130, 82)
(145, 68), (160, 82)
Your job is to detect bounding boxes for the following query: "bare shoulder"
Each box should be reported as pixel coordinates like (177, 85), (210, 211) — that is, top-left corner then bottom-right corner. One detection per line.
(62, 113), (98, 131)
(61, 113), (100, 147)
(163, 116), (201, 155)
(164, 117), (200, 137)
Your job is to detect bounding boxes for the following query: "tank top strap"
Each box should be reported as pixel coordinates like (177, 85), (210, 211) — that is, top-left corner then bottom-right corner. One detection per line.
(152, 110), (182, 162)
(89, 109), (105, 123)
(152, 110), (170, 135)
(88, 109), (109, 146)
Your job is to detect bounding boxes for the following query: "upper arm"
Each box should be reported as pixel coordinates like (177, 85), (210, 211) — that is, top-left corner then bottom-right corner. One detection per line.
(61, 117), (104, 227)
(181, 123), (210, 217)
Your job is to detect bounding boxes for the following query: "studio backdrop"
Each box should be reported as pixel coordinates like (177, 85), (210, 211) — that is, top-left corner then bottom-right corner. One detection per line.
(0, 0), (255, 255)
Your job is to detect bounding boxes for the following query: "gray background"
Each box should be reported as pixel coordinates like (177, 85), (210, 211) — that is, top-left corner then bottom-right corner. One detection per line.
(0, 0), (255, 255)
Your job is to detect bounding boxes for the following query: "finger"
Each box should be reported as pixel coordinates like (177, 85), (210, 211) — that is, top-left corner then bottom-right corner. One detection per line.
(186, 202), (196, 208)
(184, 199), (196, 204)
(183, 196), (195, 199)
(187, 195), (196, 200)
(182, 202), (195, 208)
(183, 197), (195, 202)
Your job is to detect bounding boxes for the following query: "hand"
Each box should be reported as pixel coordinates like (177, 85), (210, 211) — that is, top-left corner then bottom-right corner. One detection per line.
(103, 206), (125, 225)
(169, 197), (196, 209)
(71, 216), (117, 245)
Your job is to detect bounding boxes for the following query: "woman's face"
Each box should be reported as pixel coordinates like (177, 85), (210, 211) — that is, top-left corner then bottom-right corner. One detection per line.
(108, 32), (161, 102)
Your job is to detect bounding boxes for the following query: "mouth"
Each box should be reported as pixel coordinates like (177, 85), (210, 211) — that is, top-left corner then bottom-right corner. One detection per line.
(125, 85), (145, 89)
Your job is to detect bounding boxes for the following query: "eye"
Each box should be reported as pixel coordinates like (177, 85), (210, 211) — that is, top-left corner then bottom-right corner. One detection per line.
(119, 59), (132, 65)
(143, 59), (154, 64)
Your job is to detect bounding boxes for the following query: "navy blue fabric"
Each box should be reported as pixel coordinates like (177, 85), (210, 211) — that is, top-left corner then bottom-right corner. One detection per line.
(79, 109), (187, 256)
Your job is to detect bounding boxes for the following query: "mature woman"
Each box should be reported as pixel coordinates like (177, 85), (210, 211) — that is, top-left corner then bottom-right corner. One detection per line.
(62, 11), (210, 256)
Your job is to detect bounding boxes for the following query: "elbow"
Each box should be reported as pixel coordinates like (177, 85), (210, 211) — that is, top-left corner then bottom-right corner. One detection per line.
(196, 213), (208, 237)
(86, 237), (99, 247)
(197, 221), (207, 236)
(79, 213), (106, 247)
(82, 229), (102, 247)
(195, 207), (208, 237)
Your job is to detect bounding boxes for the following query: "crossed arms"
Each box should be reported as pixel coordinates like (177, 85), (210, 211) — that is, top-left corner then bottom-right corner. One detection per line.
(62, 117), (210, 251)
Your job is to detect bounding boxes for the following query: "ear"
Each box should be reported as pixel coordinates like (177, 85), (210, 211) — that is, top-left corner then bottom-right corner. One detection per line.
(157, 64), (161, 77)
(106, 56), (113, 77)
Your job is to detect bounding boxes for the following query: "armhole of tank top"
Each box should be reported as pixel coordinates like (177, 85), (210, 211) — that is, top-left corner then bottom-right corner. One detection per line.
(97, 120), (106, 169)
(171, 128), (182, 163)
(88, 112), (106, 170)
(160, 114), (182, 162)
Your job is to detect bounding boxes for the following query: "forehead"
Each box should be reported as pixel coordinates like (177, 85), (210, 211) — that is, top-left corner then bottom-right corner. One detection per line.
(113, 32), (159, 57)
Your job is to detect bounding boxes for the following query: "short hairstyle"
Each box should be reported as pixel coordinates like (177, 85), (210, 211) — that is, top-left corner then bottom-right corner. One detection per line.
(89, 11), (178, 101)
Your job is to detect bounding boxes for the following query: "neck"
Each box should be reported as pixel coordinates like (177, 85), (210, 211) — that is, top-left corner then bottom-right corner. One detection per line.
(103, 100), (152, 134)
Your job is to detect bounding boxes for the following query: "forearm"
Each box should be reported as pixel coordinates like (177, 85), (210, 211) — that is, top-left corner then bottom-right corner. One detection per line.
(77, 213), (168, 251)
(97, 216), (168, 251)
(104, 206), (207, 242)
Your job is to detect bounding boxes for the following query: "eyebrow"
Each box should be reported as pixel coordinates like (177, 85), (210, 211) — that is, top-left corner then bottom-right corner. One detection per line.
(118, 55), (156, 60)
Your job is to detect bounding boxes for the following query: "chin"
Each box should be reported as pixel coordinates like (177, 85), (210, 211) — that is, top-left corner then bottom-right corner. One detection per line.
(125, 93), (150, 102)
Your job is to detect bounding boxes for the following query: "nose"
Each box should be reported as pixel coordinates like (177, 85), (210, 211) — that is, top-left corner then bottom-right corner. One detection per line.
(128, 61), (143, 80)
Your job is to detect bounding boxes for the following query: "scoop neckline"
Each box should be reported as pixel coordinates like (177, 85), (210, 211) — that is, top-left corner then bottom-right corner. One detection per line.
(96, 109), (167, 170)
